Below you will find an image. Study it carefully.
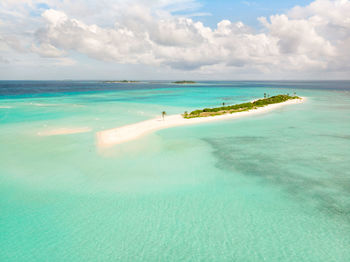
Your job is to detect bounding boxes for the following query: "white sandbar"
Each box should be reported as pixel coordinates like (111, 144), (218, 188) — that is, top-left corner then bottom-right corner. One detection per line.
(97, 97), (305, 147)
(38, 127), (91, 136)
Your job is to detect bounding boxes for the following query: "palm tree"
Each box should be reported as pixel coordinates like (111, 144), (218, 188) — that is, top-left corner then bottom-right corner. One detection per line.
(162, 111), (166, 120)
(222, 102), (225, 106)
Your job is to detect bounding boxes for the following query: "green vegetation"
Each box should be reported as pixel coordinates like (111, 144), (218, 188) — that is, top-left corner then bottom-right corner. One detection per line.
(172, 81), (196, 84)
(183, 94), (301, 119)
(103, 80), (140, 83)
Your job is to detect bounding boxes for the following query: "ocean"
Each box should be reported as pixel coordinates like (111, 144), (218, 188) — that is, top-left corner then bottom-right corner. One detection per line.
(1, 81), (350, 261)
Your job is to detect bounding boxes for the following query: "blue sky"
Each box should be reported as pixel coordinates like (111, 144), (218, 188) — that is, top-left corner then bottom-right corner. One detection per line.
(0, 0), (349, 80)
(180, 0), (314, 27)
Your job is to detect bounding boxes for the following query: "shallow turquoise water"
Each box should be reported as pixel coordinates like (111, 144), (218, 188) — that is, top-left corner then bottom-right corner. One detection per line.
(1, 82), (350, 261)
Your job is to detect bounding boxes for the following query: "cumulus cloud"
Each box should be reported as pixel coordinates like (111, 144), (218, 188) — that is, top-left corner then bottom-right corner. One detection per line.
(1, 0), (350, 77)
(31, 43), (65, 57)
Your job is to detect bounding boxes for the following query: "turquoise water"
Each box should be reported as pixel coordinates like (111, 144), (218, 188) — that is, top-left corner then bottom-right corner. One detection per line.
(1, 82), (350, 261)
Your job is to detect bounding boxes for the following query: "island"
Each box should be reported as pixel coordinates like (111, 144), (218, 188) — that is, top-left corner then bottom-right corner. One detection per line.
(103, 80), (140, 83)
(96, 94), (305, 148)
(184, 95), (300, 118)
(172, 81), (197, 84)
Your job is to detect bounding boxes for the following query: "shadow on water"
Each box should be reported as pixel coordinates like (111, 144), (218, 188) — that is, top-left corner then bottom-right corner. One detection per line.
(203, 135), (350, 223)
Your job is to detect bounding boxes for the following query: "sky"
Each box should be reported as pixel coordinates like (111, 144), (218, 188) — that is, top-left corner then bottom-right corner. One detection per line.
(0, 0), (349, 80)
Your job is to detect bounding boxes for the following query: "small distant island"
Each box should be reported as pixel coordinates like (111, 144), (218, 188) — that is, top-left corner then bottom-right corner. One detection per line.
(183, 94), (301, 118)
(172, 81), (197, 84)
(103, 80), (140, 83)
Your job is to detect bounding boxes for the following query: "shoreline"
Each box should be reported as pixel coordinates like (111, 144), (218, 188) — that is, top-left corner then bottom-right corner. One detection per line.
(96, 97), (306, 147)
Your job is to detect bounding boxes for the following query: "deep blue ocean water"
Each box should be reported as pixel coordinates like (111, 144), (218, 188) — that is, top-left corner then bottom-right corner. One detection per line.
(1, 81), (350, 261)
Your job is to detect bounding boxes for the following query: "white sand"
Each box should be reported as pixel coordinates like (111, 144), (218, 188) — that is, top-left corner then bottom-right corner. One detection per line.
(97, 97), (305, 147)
(38, 127), (91, 136)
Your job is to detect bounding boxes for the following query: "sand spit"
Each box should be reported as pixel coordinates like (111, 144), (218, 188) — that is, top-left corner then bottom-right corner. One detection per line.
(97, 97), (306, 147)
(38, 127), (91, 136)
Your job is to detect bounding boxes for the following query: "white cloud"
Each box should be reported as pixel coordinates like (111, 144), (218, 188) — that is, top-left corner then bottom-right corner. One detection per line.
(1, 0), (350, 78)
(54, 57), (76, 66)
(0, 55), (9, 63)
(31, 43), (65, 57)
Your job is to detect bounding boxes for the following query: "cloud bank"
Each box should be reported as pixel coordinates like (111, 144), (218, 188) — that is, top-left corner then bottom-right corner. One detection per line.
(1, 0), (350, 79)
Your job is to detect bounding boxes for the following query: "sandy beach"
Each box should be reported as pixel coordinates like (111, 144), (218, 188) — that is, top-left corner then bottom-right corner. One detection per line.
(96, 97), (305, 147)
